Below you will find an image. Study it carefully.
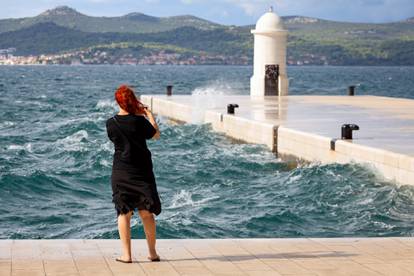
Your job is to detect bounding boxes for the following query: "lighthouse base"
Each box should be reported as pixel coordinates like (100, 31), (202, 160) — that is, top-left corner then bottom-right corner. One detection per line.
(250, 74), (288, 97)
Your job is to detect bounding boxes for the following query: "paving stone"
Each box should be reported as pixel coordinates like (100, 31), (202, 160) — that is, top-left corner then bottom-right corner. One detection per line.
(2, 239), (414, 275)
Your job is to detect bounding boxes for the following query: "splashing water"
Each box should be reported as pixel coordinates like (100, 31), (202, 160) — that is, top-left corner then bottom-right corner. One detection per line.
(190, 80), (242, 123)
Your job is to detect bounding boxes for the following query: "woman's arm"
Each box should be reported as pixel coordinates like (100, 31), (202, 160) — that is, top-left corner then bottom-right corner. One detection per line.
(144, 108), (161, 140)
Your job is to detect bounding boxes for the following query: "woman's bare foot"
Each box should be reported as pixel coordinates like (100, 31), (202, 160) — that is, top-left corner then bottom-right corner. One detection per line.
(147, 253), (160, 262)
(116, 256), (132, 263)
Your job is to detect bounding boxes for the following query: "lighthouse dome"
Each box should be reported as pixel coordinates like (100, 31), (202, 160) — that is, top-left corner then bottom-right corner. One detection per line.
(255, 8), (285, 32)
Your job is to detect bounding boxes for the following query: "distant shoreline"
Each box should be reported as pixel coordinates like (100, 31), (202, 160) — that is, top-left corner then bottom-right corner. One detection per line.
(1, 64), (413, 67)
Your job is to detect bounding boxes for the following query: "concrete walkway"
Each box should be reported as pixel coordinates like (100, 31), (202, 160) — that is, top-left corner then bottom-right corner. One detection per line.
(144, 95), (414, 156)
(2, 238), (414, 275)
(141, 95), (414, 186)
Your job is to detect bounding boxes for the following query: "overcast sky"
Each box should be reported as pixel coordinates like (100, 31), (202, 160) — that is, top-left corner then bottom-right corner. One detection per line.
(0, 0), (413, 25)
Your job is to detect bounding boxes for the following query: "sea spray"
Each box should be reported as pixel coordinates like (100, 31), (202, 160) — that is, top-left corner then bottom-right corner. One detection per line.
(190, 80), (241, 123)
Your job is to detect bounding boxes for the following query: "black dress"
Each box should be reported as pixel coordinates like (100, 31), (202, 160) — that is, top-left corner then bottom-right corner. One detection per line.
(106, 114), (162, 217)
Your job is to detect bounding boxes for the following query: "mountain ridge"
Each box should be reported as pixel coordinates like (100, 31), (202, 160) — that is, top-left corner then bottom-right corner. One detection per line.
(0, 6), (221, 34)
(0, 6), (412, 33)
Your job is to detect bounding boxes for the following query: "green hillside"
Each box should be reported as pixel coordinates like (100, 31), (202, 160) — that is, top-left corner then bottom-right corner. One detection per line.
(0, 6), (413, 65)
(0, 6), (220, 34)
(0, 23), (247, 56)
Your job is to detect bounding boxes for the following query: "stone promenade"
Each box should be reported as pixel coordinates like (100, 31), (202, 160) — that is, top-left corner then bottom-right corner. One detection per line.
(2, 238), (414, 275)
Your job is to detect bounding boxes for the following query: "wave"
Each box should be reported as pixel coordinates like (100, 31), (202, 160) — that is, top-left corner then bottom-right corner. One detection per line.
(0, 121), (15, 129)
(167, 189), (220, 209)
(12, 100), (53, 109)
(56, 130), (89, 152)
(6, 143), (33, 153)
(96, 99), (117, 111)
(41, 115), (106, 132)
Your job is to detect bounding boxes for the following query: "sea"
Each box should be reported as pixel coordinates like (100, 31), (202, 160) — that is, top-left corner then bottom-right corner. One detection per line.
(1, 65), (414, 239)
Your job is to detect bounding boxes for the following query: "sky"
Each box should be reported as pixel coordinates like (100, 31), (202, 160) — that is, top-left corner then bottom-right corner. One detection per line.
(0, 0), (413, 25)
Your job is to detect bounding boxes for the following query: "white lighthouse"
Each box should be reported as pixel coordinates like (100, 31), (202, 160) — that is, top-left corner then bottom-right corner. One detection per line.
(250, 7), (288, 97)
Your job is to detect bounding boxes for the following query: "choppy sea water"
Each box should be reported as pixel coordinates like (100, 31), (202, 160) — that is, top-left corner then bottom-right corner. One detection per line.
(1, 65), (414, 239)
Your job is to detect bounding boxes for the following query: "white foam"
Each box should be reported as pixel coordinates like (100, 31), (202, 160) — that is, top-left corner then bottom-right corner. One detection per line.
(99, 159), (111, 168)
(7, 145), (24, 150)
(96, 99), (117, 110)
(167, 189), (219, 209)
(7, 143), (33, 153)
(100, 141), (113, 152)
(13, 100), (51, 108)
(169, 189), (194, 208)
(0, 121), (15, 129)
(358, 198), (373, 205)
(326, 169), (342, 181)
(46, 115), (104, 130)
(286, 174), (302, 184)
(373, 221), (394, 230)
(56, 130), (89, 152)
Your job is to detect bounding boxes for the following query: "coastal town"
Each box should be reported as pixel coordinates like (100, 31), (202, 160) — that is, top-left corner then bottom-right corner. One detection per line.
(0, 47), (328, 66)
(0, 47), (251, 65)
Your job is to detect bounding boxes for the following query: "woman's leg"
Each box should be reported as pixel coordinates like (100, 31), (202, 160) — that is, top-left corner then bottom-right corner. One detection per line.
(117, 210), (133, 261)
(138, 210), (159, 260)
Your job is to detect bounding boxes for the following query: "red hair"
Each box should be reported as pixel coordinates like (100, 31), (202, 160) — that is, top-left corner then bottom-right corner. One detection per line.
(115, 85), (145, 115)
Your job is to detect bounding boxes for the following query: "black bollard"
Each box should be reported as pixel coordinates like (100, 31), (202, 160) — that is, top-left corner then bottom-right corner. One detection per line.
(341, 124), (359, 140)
(348, 85), (356, 96)
(166, 85), (173, 96)
(227, 104), (239, 115)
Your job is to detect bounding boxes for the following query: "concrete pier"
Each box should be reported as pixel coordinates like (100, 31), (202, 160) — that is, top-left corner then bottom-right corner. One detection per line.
(141, 95), (414, 186)
(2, 238), (414, 275)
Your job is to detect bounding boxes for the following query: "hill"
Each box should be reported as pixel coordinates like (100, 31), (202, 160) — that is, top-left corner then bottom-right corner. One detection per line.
(0, 6), (413, 65)
(0, 6), (220, 34)
(0, 22), (247, 56)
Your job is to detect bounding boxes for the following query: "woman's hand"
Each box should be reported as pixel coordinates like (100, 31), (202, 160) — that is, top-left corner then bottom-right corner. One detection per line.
(144, 107), (161, 140)
(143, 106), (152, 117)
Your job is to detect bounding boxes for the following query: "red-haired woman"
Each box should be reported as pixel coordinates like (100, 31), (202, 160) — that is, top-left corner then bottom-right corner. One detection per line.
(106, 85), (161, 263)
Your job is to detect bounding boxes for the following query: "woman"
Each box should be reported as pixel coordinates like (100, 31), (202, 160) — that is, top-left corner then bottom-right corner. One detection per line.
(106, 85), (162, 263)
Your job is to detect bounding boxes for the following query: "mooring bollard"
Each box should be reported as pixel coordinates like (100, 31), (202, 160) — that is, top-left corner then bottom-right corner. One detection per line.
(166, 85), (173, 96)
(348, 85), (356, 96)
(341, 124), (359, 139)
(227, 104), (239, 115)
